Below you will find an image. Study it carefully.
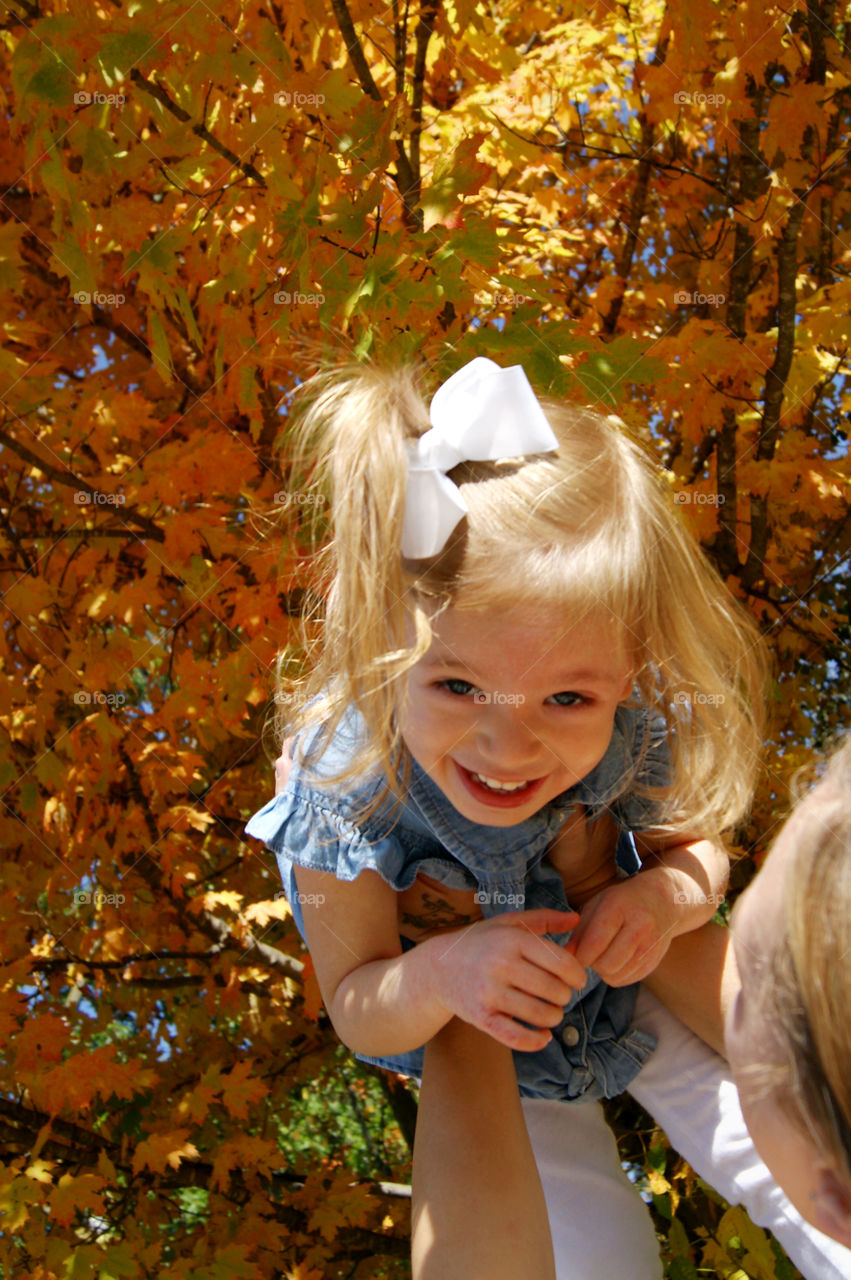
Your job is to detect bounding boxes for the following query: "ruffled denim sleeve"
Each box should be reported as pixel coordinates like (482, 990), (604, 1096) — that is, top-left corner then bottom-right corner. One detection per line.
(245, 781), (422, 893)
(608, 705), (673, 832)
(570, 701), (673, 835)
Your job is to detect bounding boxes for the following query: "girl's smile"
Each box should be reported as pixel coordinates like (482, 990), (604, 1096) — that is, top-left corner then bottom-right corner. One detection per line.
(454, 762), (547, 809)
(398, 606), (635, 827)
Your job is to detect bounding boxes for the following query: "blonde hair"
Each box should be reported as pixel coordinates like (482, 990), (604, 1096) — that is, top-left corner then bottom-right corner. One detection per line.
(762, 737), (851, 1184)
(276, 359), (766, 839)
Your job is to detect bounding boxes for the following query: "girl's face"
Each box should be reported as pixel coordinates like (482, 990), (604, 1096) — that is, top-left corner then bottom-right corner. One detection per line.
(726, 801), (851, 1247)
(398, 604), (634, 828)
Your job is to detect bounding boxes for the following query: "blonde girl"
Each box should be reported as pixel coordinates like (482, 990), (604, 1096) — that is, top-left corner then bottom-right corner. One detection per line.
(247, 357), (851, 1279)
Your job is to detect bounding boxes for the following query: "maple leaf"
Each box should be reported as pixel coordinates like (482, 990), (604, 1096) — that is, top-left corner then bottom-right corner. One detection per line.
(218, 1060), (268, 1120)
(48, 1173), (107, 1228)
(307, 1169), (378, 1243)
(132, 1130), (200, 1175)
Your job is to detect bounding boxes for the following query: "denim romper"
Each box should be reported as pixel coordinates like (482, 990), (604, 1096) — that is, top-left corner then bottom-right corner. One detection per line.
(245, 702), (670, 1102)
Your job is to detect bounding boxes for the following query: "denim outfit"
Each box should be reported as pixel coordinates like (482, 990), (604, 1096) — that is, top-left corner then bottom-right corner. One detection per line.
(245, 702), (670, 1102)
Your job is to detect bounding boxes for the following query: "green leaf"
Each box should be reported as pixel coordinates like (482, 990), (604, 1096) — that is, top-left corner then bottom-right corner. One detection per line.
(148, 311), (174, 383)
(96, 31), (156, 86)
(666, 1259), (698, 1280)
(25, 62), (71, 106)
(667, 1215), (692, 1259)
(652, 1191), (673, 1220)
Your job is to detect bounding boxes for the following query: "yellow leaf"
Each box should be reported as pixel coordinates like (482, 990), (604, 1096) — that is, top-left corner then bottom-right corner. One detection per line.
(24, 1159), (55, 1184)
(242, 896), (291, 928)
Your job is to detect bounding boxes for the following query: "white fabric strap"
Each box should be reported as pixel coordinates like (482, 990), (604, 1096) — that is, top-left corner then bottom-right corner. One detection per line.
(400, 356), (559, 559)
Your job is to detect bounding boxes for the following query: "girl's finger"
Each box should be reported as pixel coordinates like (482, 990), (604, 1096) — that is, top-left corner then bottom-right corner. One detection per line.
(499, 989), (567, 1029)
(506, 908), (580, 936)
(509, 964), (576, 1012)
(480, 1012), (553, 1054)
(571, 910), (622, 970)
(523, 936), (587, 989)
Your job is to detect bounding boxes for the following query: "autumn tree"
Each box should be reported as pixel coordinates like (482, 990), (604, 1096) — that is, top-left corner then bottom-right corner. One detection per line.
(1, 1), (849, 1276)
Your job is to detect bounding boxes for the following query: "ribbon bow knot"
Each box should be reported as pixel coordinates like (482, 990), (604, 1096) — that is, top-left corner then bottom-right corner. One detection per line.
(401, 357), (559, 559)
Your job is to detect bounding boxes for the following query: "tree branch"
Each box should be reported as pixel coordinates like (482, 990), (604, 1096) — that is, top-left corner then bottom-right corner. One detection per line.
(0, 1097), (410, 1255)
(743, 196), (806, 587)
(328, 0), (422, 226)
(128, 70), (266, 188)
(0, 429), (166, 543)
(117, 744), (304, 981)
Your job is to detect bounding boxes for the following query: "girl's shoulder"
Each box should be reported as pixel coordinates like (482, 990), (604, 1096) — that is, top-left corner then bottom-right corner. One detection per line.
(244, 706), (440, 892)
(573, 699), (671, 827)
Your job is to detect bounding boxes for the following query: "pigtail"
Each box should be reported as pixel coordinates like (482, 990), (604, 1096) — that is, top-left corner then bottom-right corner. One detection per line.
(279, 364), (436, 798)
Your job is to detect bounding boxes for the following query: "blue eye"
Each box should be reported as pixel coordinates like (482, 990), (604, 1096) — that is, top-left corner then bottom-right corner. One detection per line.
(547, 691), (587, 707)
(440, 678), (477, 697)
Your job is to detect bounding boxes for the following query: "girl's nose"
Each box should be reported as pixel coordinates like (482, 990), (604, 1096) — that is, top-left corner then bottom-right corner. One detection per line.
(473, 701), (542, 767)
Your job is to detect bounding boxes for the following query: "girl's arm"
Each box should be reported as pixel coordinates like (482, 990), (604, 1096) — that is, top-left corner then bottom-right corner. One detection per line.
(295, 865), (585, 1058)
(567, 833), (729, 988)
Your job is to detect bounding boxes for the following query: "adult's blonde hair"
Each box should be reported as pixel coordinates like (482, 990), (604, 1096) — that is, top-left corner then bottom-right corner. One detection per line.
(762, 737), (851, 1184)
(277, 359), (765, 839)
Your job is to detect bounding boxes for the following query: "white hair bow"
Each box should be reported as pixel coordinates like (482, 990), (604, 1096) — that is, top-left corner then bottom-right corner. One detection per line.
(400, 357), (559, 559)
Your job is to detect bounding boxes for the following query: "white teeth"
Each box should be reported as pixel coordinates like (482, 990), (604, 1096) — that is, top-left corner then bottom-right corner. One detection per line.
(472, 772), (529, 792)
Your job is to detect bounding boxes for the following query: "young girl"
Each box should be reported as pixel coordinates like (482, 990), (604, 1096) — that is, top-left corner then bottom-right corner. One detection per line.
(247, 357), (851, 1277)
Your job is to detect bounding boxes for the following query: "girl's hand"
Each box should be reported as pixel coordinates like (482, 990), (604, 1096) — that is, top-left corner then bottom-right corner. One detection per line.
(567, 836), (729, 987)
(430, 909), (586, 1052)
(566, 877), (676, 987)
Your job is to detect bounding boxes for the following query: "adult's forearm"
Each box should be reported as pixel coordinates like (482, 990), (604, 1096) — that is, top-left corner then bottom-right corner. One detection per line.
(643, 921), (738, 1056)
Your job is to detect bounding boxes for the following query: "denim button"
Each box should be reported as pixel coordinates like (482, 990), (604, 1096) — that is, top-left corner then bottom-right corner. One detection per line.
(561, 1024), (581, 1047)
